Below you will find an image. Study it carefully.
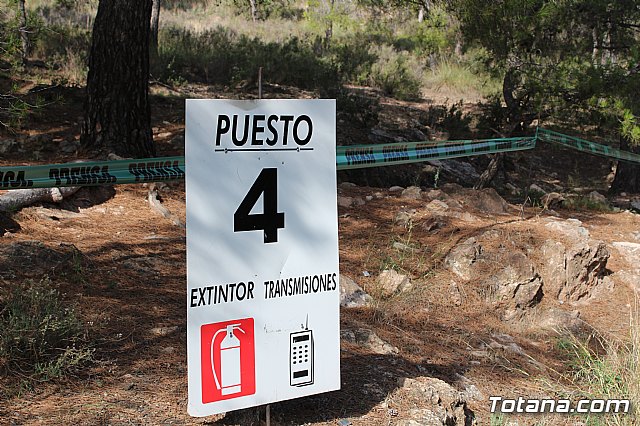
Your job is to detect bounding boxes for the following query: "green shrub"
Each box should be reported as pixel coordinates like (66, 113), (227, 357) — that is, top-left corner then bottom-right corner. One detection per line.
(0, 277), (91, 380)
(156, 26), (339, 89)
(335, 87), (380, 128)
(368, 44), (423, 101)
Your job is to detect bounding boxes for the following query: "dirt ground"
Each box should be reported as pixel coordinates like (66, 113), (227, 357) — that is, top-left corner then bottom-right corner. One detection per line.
(1, 81), (639, 426)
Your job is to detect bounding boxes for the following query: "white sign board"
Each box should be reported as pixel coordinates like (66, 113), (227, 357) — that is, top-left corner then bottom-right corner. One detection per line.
(185, 99), (340, 417)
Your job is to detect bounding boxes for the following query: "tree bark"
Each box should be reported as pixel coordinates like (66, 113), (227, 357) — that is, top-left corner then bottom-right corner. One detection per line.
(249, 0), (258, 22)
(150, 0), (161, 62)
(18, 0), (29, 64)
(610, 135), (640, 194)
(81, 0), (155, 159)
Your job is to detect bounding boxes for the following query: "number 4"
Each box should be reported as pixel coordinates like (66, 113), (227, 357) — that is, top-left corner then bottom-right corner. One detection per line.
(234, 168), (285, 243)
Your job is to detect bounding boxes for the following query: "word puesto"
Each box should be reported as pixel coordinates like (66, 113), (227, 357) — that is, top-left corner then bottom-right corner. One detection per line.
(215, 114), (313, 146)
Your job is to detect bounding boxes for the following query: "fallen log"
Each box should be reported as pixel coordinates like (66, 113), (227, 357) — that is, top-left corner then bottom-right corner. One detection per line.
(0, 186), (80, 212)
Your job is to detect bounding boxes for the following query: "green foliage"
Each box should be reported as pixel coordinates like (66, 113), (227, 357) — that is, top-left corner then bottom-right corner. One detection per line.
(0, 277), (91, 380)
(394, 5), (455, 57)
(420, 100), (472, 139)
(157, 26), (339, 89)
(335, 88), (380, 128)
(453, 0), (640, 142)
(367, 44), (423, 100)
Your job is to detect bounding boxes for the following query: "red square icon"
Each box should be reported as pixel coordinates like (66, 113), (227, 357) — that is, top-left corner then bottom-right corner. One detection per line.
(201, 318), (256, 403)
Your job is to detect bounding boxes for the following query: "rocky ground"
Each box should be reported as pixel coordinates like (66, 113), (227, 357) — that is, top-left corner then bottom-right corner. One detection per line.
(1, 82), (640, 425)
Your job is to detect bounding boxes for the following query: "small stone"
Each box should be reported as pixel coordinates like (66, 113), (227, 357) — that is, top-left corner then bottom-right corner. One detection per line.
(339, 182), (357, 189)
(541, 192), (565, 209)
(150, 326), (179, 337)
(588, 191), (607, 204)
(449, 281), (462, 306)
(401, 186), (422, 200)
(377, 269), (412, 296)
(340, 275), (372, 308)
(389, 186), (404, 193)
(393, 242), (416, 252)
(425, 199), (449, 214)
(529, 183), (546, 194)
(337, 196), (353, 208)
(394, 209), (416, 227)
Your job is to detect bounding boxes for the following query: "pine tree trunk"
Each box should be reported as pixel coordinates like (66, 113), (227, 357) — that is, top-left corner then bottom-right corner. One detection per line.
(150, 0), (161, 63)
(610, 135), (640, 194)
(81, 0), (155, 159)
(18, 0), (29, 64)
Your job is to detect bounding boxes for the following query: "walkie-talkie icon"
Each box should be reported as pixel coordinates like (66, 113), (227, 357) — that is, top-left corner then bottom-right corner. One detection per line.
(290, 317), (314, 387)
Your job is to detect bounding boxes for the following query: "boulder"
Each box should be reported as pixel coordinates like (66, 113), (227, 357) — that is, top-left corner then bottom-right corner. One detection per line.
(538, 230), (610, 303)
(444, 238), (482, 281)
(402, 186), (423, 200)
(340, 275), (372, 307)
(537, 308), (586, 333)
(398, 377), (476, 426)
(427, 160), (480, 187)
(389, 186), (405, 193)
(377, 269), (412, 296)
(340, 328), (399, 354)
(463, 188), (511, 215)
(485, 252), (543, 321)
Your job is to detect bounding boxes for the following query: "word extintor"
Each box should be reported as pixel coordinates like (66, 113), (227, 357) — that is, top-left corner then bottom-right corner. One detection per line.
(215, 114), (313, 147)
(49, 165), (115, 187)
(0, 170), (34, 189)
(129, 160), (185, 182)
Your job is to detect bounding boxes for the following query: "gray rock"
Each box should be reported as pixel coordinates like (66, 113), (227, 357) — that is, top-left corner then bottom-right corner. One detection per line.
(0, 139), (19, 154)
(529, 183), (546, 194)
(426, 199), (449, 214)
(341, 328), (399, 354)
(389, 186), (405, 193)
(393, 242), (416, 252)
(398, 377), (475, 426)
(588, 191), (607, 205)
(463, 188), (511, 215)
(150, 326), (179, 337)
(337, 196), (353, 208)
(394, 209), (416, 227)
(631, 201), (640, 213)
(544, 218), (590, 240)
(485, 252), (543, 321)
(59, 139), (80, 154)
(378, 269), (412, 296)
(339, 182), (357, 189)
(612, 242), (640, 266)
(504, 182), (520, 195)
(401, 186), (423, 200)
(449, 281), (462, 306)
(340, 275), (372, 308)
(539, 236), (610, 303)
(444, 237), (482, 281)
(537, 308), (585, 333)
(541, 192), (565, 209)
(428, 160), (480, 187)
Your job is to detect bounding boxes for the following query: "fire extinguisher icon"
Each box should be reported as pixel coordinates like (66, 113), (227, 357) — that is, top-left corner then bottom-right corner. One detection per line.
(212, 324), (244, 395)
(201, 318), (256, 403)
